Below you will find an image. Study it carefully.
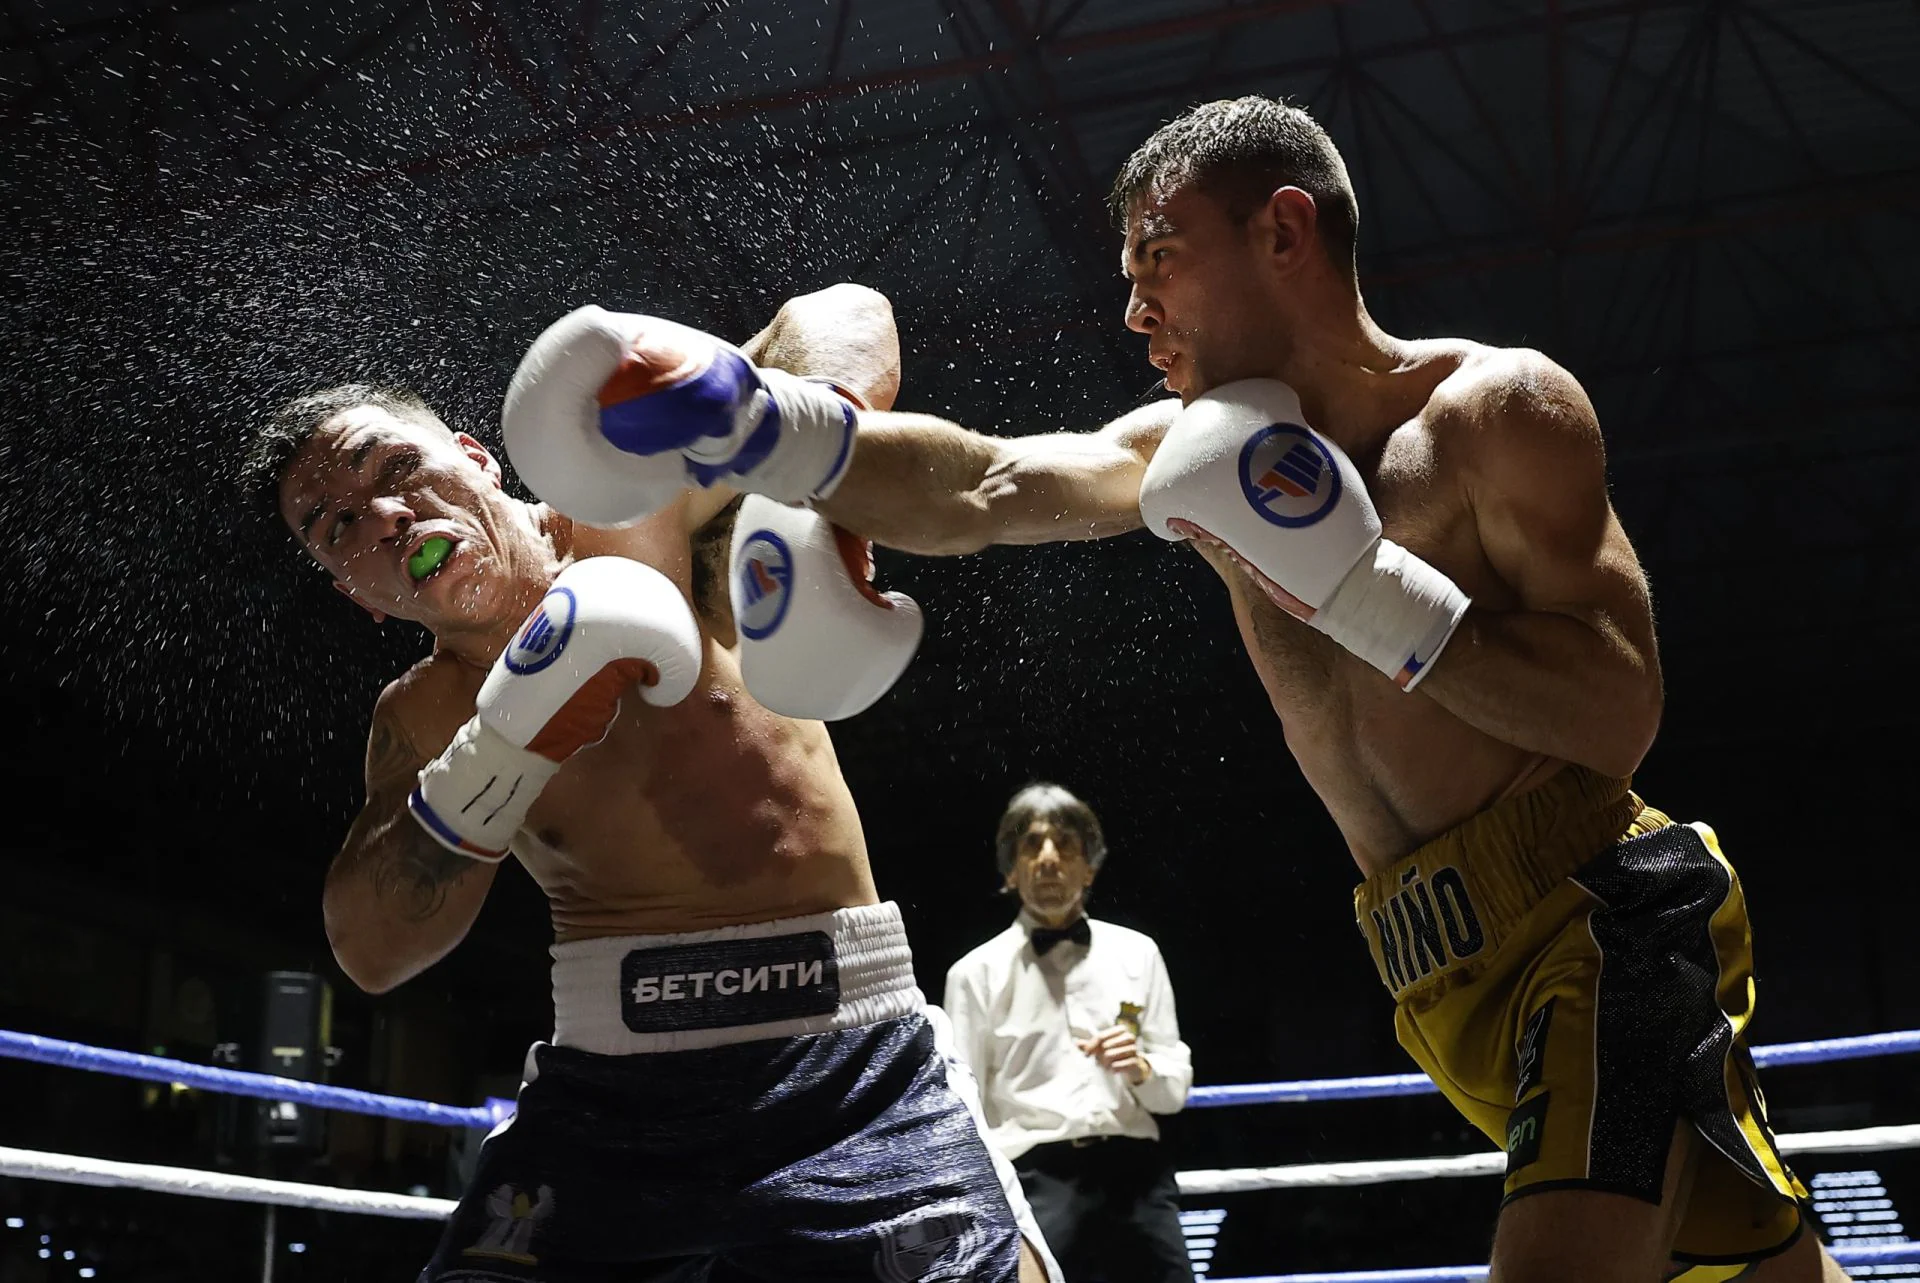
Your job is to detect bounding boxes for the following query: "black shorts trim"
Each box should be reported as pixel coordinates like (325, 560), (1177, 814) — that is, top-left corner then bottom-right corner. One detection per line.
(1667, 1206), (1805, 1266)
(1500, 1175), (1668, 1209)
(1574, 823), (1749, 1204)
(1501, 1178), (1806, 1268)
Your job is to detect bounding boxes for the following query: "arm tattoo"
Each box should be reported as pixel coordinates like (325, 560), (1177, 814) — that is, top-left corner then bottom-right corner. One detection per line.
(367, 823), (477, 924)
(342, 712), (479, 923)
(366, 717), (413, 779)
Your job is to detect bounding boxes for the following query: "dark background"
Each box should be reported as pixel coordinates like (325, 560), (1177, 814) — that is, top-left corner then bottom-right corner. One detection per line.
(2, 0), (1918, 1278)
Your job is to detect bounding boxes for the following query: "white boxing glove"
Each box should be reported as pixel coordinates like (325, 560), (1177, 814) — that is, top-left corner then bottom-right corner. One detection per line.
(502, 307), (697, 528)
(408, 557), (703, 860)
(1140, 379), (1469, 690)
(502, 305), (858, 526)
(729, 495), (923, 721)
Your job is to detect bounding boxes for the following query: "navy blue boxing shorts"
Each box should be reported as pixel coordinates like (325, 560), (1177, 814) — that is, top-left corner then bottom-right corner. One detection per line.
(418, 902), (1056, 1283)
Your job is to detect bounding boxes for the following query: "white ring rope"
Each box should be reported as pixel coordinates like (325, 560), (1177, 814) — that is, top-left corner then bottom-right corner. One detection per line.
(5, 1123), (1915, 1215)
(0, 1146), (456, 1220)
(1180, 1153), (1506, 1196)
(1176, 1122), (1920, 1196)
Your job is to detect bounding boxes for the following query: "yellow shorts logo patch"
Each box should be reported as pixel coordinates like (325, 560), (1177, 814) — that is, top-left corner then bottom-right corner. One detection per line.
(1506, 1093), (1549, 1175)
(1368, 863), (1487, 993)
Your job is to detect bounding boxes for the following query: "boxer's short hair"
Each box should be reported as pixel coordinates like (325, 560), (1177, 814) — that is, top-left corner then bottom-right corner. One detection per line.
(995, 782), (1108, 877)
(243, 383), (449, 523)
(1110, 95), (1360, 282)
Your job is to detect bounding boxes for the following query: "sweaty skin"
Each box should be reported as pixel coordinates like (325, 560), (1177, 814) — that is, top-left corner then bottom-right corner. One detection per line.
(1170, 342), (1640, 870)
(822, 274), (1658, 875)
(834, 353), (1630, 873)
(818, 155), (1834, 1282)
(280, 286), (898, 993)
(283, 290), (1055, 1283)
(370, 513), (875, 939)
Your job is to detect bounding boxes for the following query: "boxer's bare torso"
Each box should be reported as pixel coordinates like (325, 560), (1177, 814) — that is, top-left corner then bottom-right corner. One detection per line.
(1177, 341), (1609, 874)
(369, 506), (875, 945)
(833, 336), (1660, 881)
(279, 287), (1055, 1283)
(281, 287), (904, 992)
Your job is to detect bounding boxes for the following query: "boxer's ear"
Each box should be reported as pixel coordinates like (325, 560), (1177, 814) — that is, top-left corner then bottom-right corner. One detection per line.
(1260, 185), (1319, 275)
(456, 432), (504, 487)
(333, 579), (389, 624)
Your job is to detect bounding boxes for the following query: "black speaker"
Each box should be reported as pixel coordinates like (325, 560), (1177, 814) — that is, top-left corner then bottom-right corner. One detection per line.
(249, 970), (333, 1153)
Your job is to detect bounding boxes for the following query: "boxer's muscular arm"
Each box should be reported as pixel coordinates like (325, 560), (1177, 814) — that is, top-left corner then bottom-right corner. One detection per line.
(821, 398), (1180, 555)
(681, 283), (903, 533)
(744, 282), (901, 413)
(323, 668), (498, 994)
(1416, 354), (1664, 778)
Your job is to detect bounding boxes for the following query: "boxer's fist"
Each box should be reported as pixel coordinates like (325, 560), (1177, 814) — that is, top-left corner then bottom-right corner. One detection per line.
(502, 306), (857, 526)
(729, 495), (923, 721)
(1140, 379), (1468, 690)
(501, 307), (697, 527)
(409, 558), (703, 860)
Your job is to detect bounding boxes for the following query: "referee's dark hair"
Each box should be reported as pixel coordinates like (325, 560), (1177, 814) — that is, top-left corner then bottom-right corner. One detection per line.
(995, 783), (1108, 880)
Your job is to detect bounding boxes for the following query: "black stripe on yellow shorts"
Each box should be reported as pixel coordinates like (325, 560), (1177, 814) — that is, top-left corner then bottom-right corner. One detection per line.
(1355, 768), (1809, 1267)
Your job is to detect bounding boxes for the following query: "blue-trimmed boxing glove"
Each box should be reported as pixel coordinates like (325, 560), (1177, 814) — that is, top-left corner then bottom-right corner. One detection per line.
(407, 558), (702, 861)
(502, 305), (859, 527)
(1139, 379), (1470, 691)
(729, 495), (923, 721)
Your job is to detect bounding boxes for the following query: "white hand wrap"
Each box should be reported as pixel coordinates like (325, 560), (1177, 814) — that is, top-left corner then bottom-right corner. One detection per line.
(1312, 537), (1469, 689)
(410, 722), (561, 863)
(729, 495), (924, 721)
(1140, 378), (1468, 689)
(410, 558), (703, 860)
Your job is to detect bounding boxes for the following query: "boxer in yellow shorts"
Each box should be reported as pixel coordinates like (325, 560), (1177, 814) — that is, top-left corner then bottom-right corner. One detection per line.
(526, 95), (1846, 1280)
(1357, 765), (1810, 1278)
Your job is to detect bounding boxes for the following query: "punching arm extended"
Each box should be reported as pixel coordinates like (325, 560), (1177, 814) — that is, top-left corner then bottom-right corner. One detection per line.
(504, 284), (902, 532)
(819, 398), (1180, 556)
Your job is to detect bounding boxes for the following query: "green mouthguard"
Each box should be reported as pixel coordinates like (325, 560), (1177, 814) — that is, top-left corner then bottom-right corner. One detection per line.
(408, 536), (452, 581)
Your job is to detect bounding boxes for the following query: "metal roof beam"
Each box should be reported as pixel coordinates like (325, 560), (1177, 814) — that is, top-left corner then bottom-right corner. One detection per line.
(233, 0), (1349, 202)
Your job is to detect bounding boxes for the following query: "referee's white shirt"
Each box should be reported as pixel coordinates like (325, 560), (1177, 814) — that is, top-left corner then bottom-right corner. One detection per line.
(943, 913), (1194, 1162)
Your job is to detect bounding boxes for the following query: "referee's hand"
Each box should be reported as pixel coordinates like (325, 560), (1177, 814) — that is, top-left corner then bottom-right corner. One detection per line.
(1078, 1025), (1152, 1085)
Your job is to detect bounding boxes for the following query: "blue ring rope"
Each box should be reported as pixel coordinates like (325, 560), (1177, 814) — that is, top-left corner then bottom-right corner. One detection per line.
(2, 1027), (1915, 1125)
(0, 1031), (510, 1129)
(1188, 1028), (1920, 1108)
(1206, 1239), (1920, 1281)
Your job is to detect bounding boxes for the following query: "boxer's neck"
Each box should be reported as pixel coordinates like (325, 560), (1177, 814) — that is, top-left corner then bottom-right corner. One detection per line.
(1276, 299), (1424, 454)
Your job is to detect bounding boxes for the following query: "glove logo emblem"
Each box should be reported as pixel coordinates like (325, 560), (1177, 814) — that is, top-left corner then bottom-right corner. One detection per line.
(504, 586), (576, 675)
(1239, 424), (1341, 528)
(733, 530), (795, 641)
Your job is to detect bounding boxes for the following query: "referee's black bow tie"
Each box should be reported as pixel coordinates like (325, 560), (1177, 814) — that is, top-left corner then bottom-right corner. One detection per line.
(1031, 917), (1091, 956)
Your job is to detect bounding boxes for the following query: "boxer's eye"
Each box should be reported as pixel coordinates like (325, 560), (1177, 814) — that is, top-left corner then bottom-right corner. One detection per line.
(377, 448), (421, 489)
(327, 510), (354, 546)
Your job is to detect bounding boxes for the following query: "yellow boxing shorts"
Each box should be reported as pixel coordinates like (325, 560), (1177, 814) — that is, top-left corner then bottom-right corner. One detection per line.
(1353, 765), (1810, 1275)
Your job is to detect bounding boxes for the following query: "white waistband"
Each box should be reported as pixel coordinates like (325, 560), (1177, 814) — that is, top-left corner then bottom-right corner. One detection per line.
(549, 901), (923, 1054)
